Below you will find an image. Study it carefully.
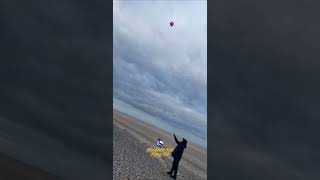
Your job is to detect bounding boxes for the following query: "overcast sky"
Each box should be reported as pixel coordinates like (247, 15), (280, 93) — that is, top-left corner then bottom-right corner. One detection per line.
(113, 0), (207, 137)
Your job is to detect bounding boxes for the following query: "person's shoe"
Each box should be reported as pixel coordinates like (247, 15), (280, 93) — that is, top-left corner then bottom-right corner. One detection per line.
(167, 171), (172, 175)
(170, 175), (177, 179)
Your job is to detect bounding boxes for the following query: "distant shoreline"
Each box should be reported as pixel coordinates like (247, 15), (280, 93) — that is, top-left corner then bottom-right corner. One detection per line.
(113, 108), (207, 149)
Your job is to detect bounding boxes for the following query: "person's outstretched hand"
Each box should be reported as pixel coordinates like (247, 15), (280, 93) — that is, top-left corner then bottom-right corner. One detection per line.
(173, 133), (180, 144)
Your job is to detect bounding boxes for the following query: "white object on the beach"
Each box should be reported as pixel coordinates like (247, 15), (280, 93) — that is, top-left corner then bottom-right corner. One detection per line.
(156, 139), (164, 147)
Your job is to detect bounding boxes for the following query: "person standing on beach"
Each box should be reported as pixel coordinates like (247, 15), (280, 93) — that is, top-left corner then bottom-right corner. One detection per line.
(167, 133), (187, 179)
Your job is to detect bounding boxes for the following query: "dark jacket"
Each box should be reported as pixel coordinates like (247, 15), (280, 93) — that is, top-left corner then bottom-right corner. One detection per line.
(171, 134), (187, 161)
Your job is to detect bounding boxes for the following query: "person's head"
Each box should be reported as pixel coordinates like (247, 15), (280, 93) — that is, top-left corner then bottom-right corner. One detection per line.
(182, 138), (187, 144)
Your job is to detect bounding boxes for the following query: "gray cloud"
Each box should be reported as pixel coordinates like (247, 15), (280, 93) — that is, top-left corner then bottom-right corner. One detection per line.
(113, 0), (207, 144)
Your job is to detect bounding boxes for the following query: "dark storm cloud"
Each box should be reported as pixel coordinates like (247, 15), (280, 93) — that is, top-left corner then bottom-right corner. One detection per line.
(0, 1), (112, 179)
(208, 0), (320, 179)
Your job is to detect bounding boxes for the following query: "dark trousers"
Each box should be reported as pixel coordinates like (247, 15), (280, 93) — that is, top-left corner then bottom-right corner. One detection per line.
(169, 159), (180, 177)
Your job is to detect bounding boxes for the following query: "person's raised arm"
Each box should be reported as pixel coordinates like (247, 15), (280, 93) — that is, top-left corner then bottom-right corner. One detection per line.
(173, 133), (180, 144)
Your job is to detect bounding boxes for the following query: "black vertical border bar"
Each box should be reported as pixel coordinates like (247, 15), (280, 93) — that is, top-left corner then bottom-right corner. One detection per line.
(104, 0), (114, 178)
(0, 0), (114, 179)
(208, 0), (320, 180)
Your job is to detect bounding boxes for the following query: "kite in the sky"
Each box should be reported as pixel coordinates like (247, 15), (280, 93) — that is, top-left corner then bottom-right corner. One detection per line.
(170, 21), (174, 27)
